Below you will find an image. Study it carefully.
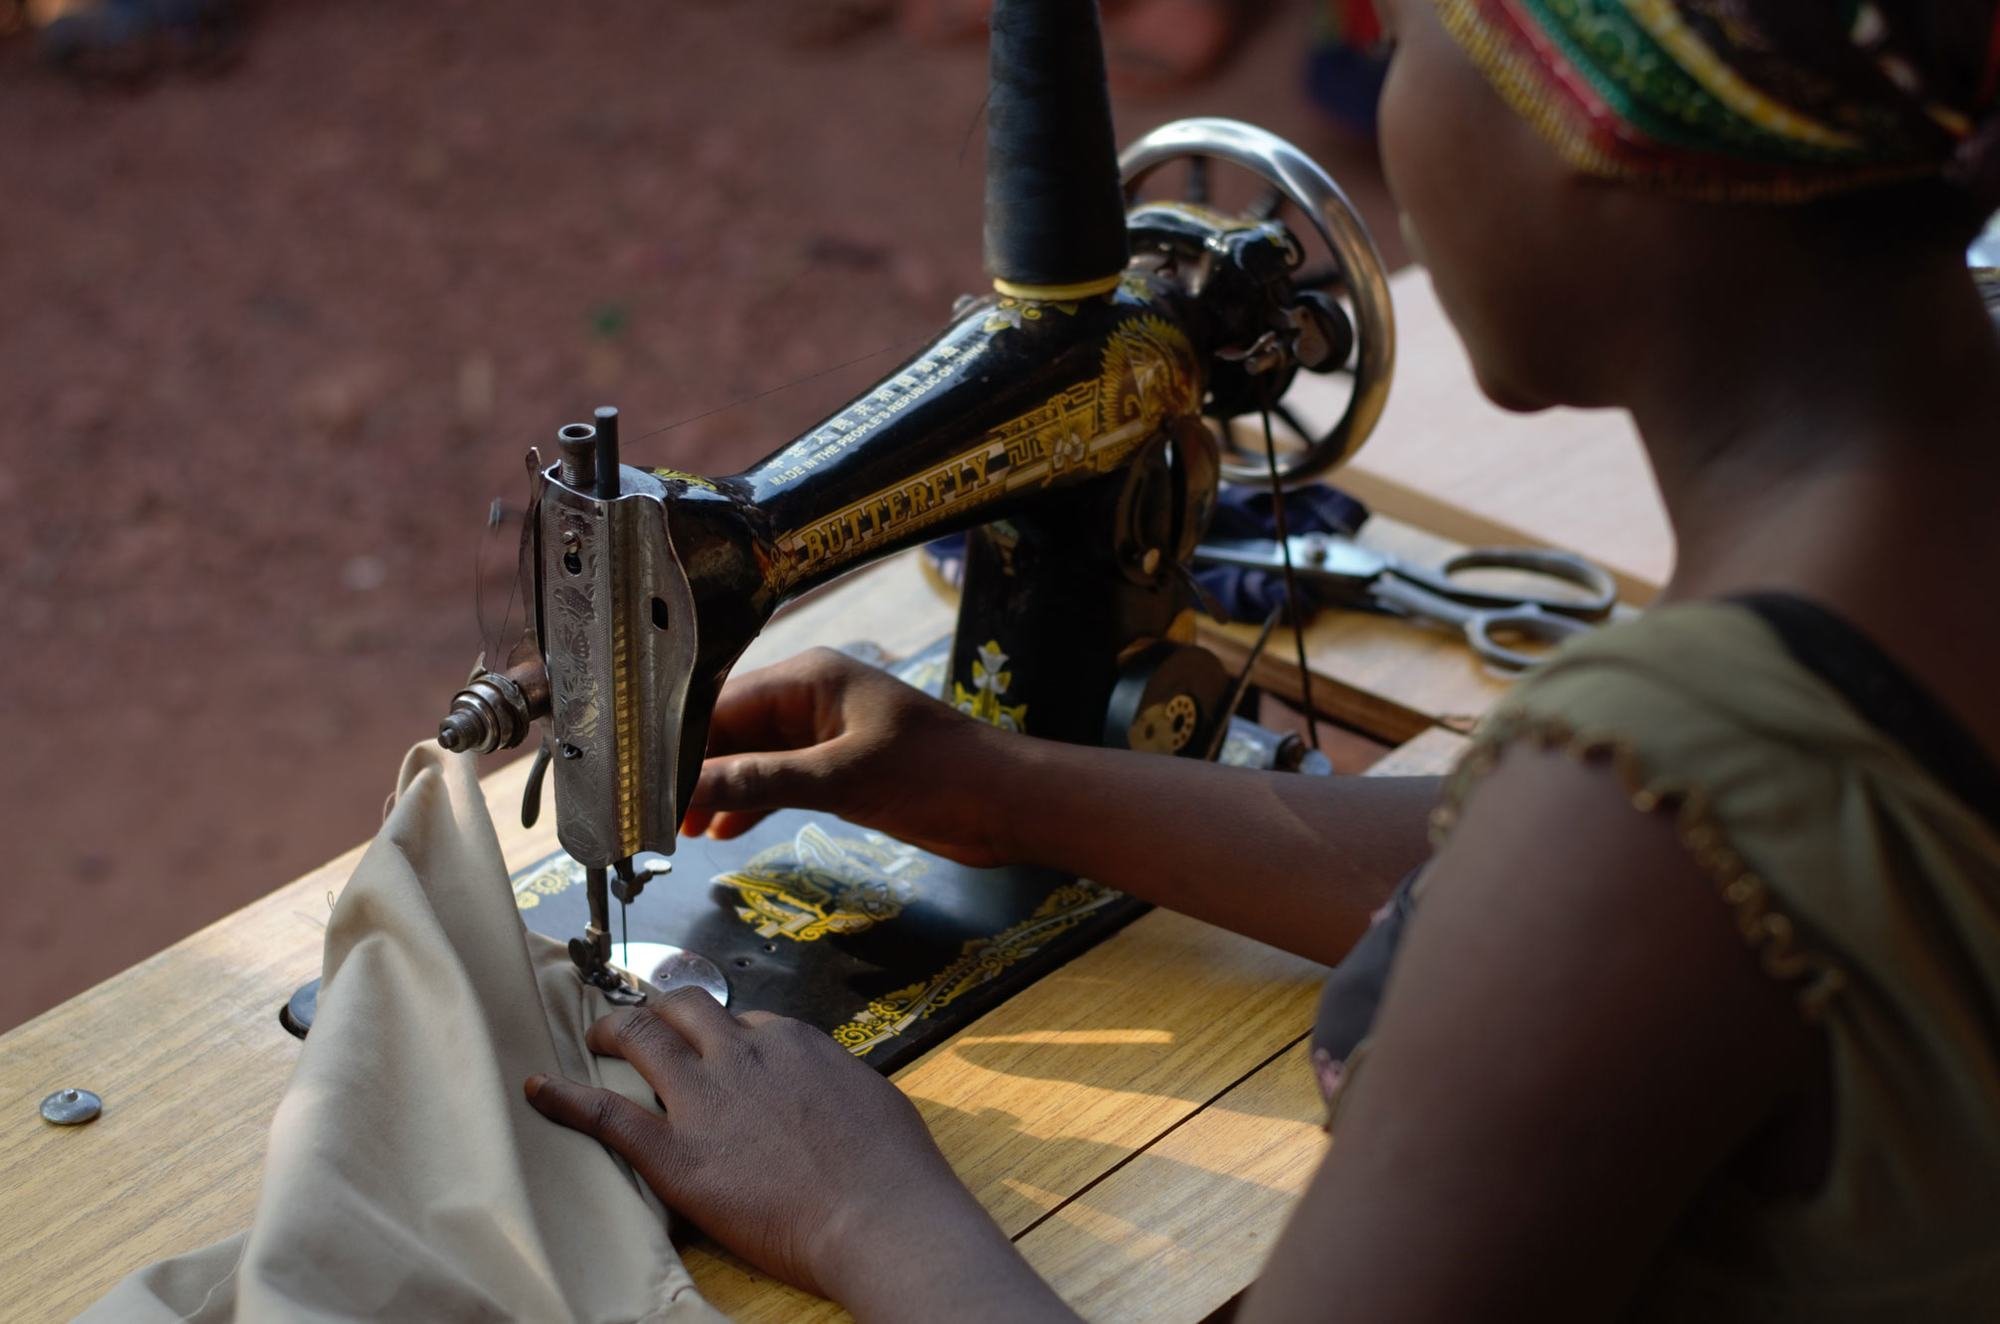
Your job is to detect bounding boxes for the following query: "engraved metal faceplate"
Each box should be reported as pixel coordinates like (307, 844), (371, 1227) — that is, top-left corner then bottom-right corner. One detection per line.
(535, 467), (700, 868)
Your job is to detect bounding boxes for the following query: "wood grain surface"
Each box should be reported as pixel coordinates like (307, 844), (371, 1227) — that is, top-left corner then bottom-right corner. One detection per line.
(1016, 1038), (1327, 1323)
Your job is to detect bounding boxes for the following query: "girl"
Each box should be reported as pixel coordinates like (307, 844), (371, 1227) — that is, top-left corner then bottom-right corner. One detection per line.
(526, 2), (2000, 1317)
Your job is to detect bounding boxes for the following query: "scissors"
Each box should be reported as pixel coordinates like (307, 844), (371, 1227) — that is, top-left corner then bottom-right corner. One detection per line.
(1193, 532), (1619, 670)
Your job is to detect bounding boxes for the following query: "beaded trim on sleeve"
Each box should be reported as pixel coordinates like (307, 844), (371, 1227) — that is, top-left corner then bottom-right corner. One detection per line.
(1429, 712), (1849, 1022)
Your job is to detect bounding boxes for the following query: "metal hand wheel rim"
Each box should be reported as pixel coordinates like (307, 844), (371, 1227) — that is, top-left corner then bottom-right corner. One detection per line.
(1119, 117), (1397, 489)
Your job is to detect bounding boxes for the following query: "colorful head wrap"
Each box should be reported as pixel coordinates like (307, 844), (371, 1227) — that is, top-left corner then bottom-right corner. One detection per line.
(1432, 0), (2000, 205)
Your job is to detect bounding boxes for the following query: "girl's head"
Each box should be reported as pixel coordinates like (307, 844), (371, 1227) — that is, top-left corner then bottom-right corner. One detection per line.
(1372, 0), (2000, 412)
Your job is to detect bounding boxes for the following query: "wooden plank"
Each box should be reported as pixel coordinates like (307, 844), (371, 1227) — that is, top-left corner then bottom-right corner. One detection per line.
(0, 835), (386, 1322)
(1366, 724), (1475, 778)
(1289, 267), (1673, 602)
(1017, 1039), (1326, 1324)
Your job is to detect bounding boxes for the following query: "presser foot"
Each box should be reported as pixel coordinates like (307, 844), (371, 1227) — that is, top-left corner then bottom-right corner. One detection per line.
(566, 855), (727, 1005)
(569, 936), (729, 1007)
(567, 933), (637, 1002)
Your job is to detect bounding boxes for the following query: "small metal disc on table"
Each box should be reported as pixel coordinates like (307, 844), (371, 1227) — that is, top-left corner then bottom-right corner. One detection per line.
(279, 978), (321, 1039)
(40, 1088), (102, 1126)
(613, 942), (730, 1007)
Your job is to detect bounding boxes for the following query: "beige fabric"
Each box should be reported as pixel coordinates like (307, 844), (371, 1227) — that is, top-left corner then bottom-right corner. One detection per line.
(1436, 604), (2000, 1321)
(81, 744), (723, 1323)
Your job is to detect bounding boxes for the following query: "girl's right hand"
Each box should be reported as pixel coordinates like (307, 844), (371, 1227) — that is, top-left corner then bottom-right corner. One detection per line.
(679, 647), (1025, 868)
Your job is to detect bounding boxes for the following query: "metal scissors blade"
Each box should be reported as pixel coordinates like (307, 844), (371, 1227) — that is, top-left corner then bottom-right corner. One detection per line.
(1193, 533), (1390, 601)
(1193, 532), (1618, 670)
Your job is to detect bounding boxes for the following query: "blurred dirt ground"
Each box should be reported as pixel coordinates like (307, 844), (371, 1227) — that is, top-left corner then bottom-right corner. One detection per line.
(0, 0), (1398, 1029)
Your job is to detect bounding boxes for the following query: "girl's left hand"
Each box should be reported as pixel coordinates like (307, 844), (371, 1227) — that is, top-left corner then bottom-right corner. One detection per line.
(524, 987), (1061, 1316)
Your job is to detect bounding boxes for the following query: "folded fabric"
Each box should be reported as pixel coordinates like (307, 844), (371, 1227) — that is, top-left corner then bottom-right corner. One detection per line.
(1191, 483), (1370, 624)
(81, 744), (723, 1323)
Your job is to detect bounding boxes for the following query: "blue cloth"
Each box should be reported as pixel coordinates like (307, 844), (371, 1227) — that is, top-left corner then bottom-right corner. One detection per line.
(1193, 484), (1370, 624)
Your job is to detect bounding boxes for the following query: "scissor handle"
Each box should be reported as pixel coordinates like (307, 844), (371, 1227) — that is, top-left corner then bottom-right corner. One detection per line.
(1369, 575), (1599, 671)
(1462, 605), (1598, 671)
(1391, 546), (1618, 622)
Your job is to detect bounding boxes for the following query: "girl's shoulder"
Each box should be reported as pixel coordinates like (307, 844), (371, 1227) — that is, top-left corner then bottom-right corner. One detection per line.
(1440, 596), (2000, 1020)
(1455, 597), (2000, 1311)
(1459, 597), (2000, 856)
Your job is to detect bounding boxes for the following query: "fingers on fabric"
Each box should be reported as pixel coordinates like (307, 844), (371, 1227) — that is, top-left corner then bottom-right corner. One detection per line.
(523, 1074), (657, 1154)
(648, 984), (742, 1056)
(587, 1005), (697, 1078)
(586, 988), (738, 1066)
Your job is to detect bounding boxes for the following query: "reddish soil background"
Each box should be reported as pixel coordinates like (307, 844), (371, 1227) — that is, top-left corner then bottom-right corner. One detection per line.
(0, 0), (1399, 1030)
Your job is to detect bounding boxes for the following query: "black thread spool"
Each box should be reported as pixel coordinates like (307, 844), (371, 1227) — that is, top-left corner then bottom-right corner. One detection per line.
(983, 0), (1129, 292)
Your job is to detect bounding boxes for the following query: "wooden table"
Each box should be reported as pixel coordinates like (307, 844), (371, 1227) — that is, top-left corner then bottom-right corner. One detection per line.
(0, 272), (1660, 1322)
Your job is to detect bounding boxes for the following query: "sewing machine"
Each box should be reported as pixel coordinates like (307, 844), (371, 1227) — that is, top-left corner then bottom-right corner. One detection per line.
(430, 0), (1395, 1018)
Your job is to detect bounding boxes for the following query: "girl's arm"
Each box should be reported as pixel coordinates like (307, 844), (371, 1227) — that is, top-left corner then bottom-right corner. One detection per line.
(1243, 743), (1823, 1320)
(993, 734), (1440, 962)
(681, 647), (1437, 966)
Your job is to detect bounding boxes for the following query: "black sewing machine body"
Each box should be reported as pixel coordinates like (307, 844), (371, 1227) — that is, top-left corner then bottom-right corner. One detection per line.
(446, 199), (1357, 894)
(531, 212), (1312, 864)
(420, 0), (1394, 1039)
